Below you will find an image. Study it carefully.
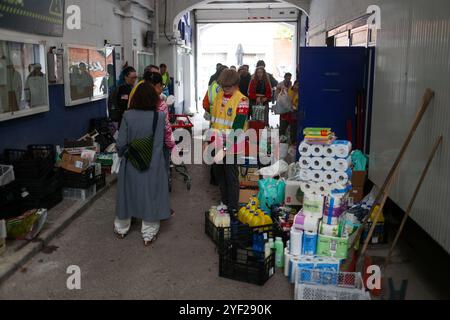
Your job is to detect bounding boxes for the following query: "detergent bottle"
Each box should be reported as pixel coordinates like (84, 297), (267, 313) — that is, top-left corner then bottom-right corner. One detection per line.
(249, 197), (259, 211)
(248, 211), (263, 228)
(243, 210), (254, 225)
(238, 205), (250, 223)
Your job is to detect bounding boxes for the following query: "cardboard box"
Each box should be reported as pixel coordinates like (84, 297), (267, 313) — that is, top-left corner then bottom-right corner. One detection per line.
(239, 187), (259, 205)
(238, 166), (260, 184)
(349, 187), (364, 203)
(60, 152), (90, 174)
(352, 171), (367, 187)
(285, 180), (304, 206)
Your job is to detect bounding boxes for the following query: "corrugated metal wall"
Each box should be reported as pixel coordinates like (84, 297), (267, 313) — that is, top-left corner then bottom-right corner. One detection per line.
(309, 0), (450, 253)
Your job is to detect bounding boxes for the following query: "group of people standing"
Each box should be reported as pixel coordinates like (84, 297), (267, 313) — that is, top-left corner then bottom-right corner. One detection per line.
(202, 61), (299, 213)
(111, 63), (175, 247)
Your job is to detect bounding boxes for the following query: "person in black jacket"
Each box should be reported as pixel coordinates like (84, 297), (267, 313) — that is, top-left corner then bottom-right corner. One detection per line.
(109, 66), (137, 127)
(238, 65), (251, 97)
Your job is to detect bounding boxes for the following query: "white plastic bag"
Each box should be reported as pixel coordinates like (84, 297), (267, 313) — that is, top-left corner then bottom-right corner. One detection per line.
(273, 92), (293, 115)
(111, 153), (121, 174)
(256, 160), (289, 178)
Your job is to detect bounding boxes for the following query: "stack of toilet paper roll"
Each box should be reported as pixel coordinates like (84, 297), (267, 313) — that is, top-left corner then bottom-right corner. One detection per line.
(319, 194), (349, 238)
(298, 139), (353, 196)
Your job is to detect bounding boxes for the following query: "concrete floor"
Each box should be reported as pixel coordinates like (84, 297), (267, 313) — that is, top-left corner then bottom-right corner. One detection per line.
(0, 164), (293, 300)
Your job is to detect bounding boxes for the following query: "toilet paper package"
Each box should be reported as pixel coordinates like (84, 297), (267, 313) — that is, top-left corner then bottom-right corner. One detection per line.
(301, 181), (314, 194)
(335, 169), (353, 185)
(293, 213), (320, 233)
(326, 195), (347, 208)
(302, 231), (318, 256)
(332, 140), (352, 158)
(311, 145), (325, 157)
(290, 228), (303, 256)
(299, 141), (312, 157)
(323, 158), (336, 171)
(300, 169), (312, 181)
(323, 171), (337, 184)
(317, 182), (332, 196)
(311, 157), (325, 170)
(322, 213), (341, 226)
(311, 170), (325, 182)
(303, 193), (325, 218)
(323, 145), (336, 158)
(335, 157), (352, 172)
(299, 157), (312, 169)
(320, 221), (340, 237)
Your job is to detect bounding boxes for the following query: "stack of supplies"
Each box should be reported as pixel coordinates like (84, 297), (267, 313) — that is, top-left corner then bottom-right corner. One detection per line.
(303, 128), (336, 145)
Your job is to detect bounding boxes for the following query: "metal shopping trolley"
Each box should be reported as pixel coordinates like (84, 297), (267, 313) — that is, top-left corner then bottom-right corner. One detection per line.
(169, 114), (193, 191)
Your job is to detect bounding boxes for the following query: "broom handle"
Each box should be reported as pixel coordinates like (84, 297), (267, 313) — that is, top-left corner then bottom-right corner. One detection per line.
(387, 136), (443, 263)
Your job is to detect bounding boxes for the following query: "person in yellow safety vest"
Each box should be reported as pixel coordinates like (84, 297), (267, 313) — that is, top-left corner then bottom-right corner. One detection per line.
(209, 69), (250, 212)
(203, 65), (228, 120)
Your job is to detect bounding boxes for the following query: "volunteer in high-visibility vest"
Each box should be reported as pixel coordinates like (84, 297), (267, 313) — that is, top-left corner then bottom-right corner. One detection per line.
(209, 69), (250, 212)
(203, 65), (228, 120)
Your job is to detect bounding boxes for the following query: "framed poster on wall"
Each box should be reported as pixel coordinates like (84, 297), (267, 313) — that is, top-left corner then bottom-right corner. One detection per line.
(64, 45), (114, 106)
(0, 36), (50, 122)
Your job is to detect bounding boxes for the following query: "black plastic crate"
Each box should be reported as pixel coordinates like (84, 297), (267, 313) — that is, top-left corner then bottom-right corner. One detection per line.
(219, 243), (275, 286)
(19, 169), (63, 201)
(0, 181), (21, 206)
(95, 173), (106, 190)
(21, 188), (63, 211)
(4, 145), (55, 179)
(204, 211), (280, 252)
(0, 181), (23, 220)
(62, 166), (96, 189)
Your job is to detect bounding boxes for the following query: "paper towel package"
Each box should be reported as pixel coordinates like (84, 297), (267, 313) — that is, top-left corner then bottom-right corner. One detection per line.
(302, 231), (318, 256)
(293, 213), (320, 233)
(290, 229), (303, 256)
(323, 157), (336, 171)
(319, 221), (340, 237)
(332, 140), (352, 158)
(302, 193), (324, 218)
(299, 142), (312, 157)
(335, 169), (353, 185)
(299, 157), (312, 169)
(311, 145), (325, 157)
(316, 234), (352, 259)
(285, 180), (304, 206)
(311, 157), (324, 170)
(335, 157), (352, 172)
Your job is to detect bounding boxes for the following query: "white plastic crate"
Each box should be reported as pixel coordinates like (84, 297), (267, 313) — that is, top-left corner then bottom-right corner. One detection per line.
(295, 268), (370, 300)
(63, 185), (96, 201)
(0, 165), (15, 187)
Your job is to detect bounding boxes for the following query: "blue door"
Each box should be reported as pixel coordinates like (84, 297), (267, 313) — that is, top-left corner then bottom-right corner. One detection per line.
(298, 47), (368, 143)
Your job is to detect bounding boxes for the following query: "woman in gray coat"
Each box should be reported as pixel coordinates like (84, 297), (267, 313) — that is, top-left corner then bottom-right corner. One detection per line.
(115, 81), (171, 246)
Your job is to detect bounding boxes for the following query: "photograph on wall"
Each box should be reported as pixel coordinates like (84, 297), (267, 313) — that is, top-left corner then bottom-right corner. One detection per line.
(65, 46), (113, 106)
(0, 39), (49, 121)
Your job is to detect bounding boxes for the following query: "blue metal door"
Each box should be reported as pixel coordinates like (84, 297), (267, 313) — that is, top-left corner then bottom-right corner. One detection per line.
(298, 47), (368, 143)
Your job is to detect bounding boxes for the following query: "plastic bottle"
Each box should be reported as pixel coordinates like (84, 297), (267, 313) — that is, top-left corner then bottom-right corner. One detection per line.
(269, 238), (275, 249)
(275, 237), (284, 268)
(265, 242), (271, 259)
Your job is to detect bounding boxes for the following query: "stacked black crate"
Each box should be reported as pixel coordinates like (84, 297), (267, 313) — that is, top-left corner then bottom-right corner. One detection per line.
(4, 145), (63, 211)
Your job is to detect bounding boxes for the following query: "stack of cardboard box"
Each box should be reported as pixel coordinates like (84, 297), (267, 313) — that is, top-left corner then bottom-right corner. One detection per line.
(350, 171), (367, 203)
(238, 166), (260, 204)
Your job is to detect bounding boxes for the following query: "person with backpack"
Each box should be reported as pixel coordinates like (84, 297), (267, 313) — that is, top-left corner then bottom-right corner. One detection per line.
(114, 82), (170, 246)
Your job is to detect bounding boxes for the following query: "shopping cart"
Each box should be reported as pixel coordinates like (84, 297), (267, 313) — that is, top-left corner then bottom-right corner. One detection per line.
(169, 114), (193, 191)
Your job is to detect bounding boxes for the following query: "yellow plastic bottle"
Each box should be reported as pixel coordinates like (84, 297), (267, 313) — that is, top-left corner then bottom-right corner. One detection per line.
(249, 212), (263, 228)
(243, 210), (255, 225)
(249, 197), (259, 211)
(238, 205), (250, 223)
